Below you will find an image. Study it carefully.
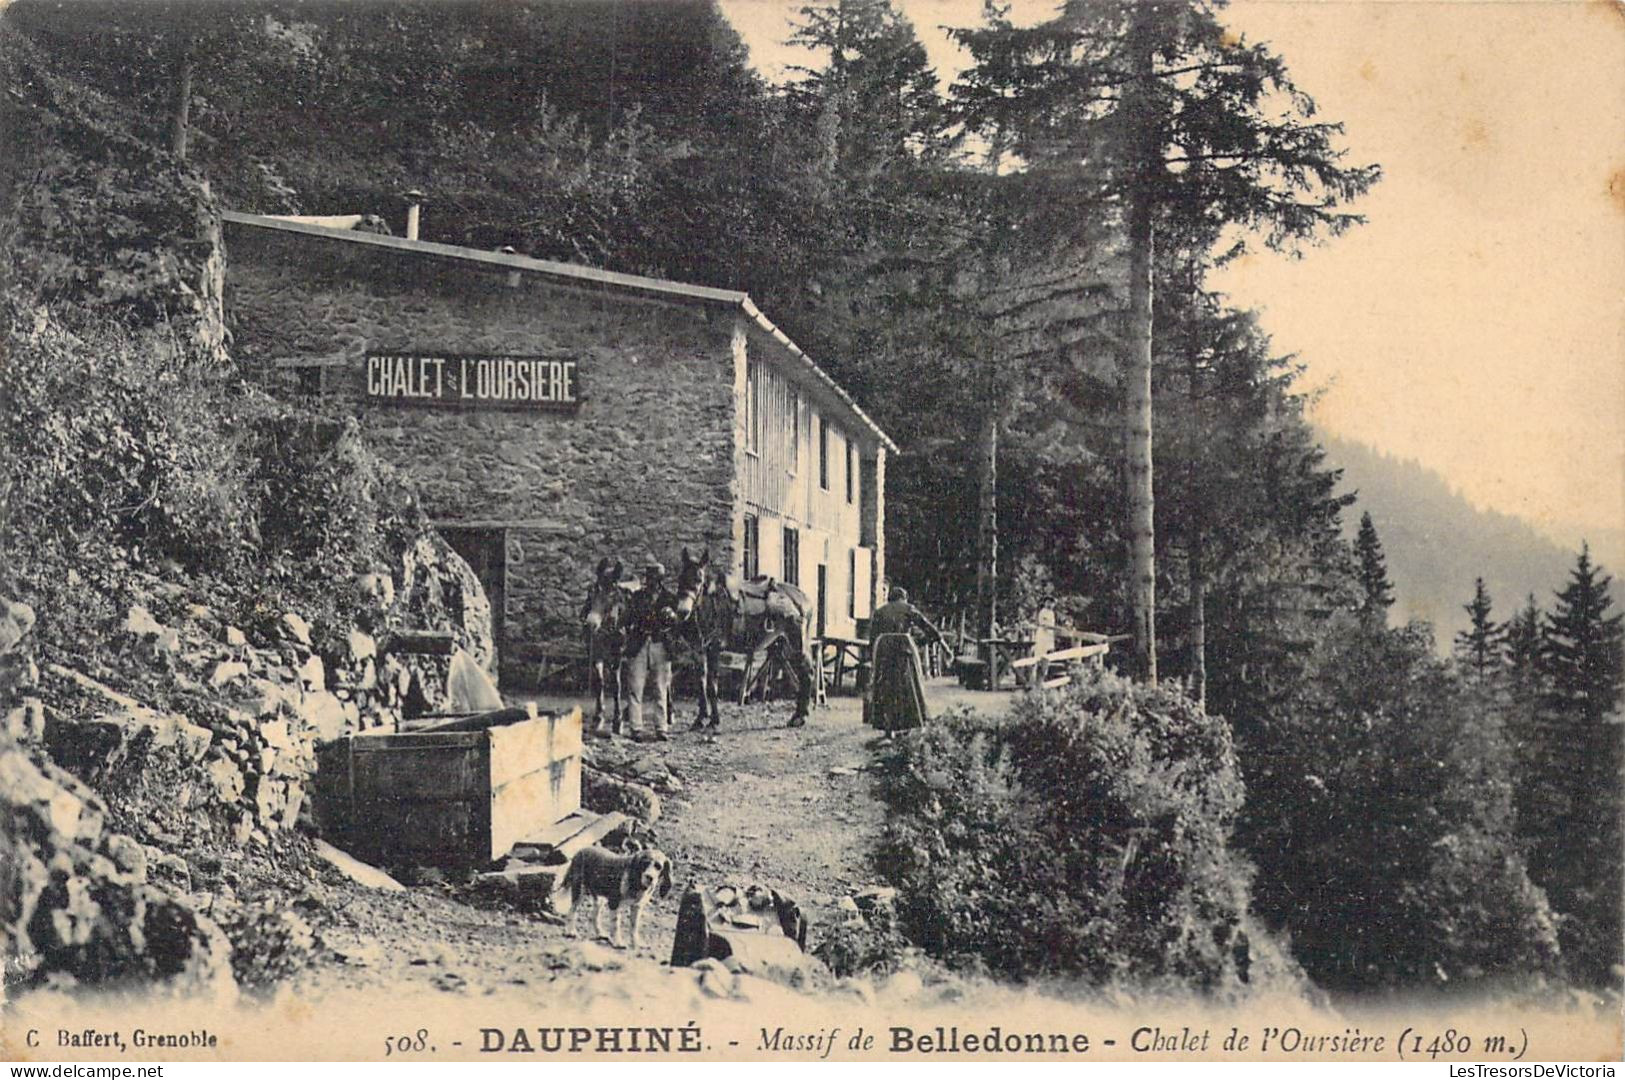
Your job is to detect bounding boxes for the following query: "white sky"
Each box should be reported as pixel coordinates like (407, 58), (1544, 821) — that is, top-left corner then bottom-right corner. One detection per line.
(718, 0), (1625, 550)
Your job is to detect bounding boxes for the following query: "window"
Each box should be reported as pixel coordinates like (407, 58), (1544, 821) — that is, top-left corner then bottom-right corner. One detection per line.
(745, 361), (761, 454)
(846, 440), (856, 504)
(847, 548), (857, 619)
(787, 387), (800, 475)
(743, 514), (759, 579)
(818, 415), (830, 490)
(783, 526), (799, 587)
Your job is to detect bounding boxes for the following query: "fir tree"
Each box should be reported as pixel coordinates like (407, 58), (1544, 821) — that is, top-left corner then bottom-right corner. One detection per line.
(1454, 577), (1504, 680)
(1504, 593), (1544, 692)
(1354, 511), (1394, 626)
(949, 0), (1377, 682)
(1527, 545), (1624, 986)
(1544, 544), (1624, 724)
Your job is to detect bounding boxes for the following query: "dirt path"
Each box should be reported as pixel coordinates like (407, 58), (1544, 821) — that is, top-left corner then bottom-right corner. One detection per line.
(289, 680), (1002, 1002)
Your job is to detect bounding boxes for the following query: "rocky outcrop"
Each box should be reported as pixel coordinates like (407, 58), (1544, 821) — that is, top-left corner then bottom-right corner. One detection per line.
(1, 724), (236, 1001)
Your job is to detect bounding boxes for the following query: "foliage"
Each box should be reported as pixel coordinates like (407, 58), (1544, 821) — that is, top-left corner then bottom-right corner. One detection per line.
(1353, 512), (1395, 624)
(0, 23), (225, 349)
(0, 283), (431, 667)
(1454, 578), (1505, 680)
(876, 670), (1255, 989)
(1239, 613), (1563, 991)
(1519, 547), (1624, 987)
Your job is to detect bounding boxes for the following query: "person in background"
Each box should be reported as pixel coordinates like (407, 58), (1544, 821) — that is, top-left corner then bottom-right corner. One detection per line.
(864, 586), (948, 736)
(1034, 595), (1057, 684)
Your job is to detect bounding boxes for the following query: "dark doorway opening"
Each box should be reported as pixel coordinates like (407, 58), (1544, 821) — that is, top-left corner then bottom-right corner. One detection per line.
(438, 526), (508, 681)
(816, 563), (828, 639)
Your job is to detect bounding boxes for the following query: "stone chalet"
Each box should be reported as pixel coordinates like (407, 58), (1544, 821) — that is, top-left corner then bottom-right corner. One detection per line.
(222, 211), (896, 680)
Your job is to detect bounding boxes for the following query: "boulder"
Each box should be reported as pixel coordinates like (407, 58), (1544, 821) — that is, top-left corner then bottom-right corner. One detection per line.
(209, 661), (250, 688)
(0, 598), (36, 655)
(280, 613), (312, 647)
(298, 655), (325, 694)
(581, 767), (661, 826)
(298, 691), (348, 741)
(345, 630), (377, 665)
(205, 756), (245, 804)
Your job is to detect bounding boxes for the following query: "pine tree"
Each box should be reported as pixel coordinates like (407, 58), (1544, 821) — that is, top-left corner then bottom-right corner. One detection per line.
(1505, 593), (1544, 691)
(1544, 544), (1624, 724)
(950, 0), (1378, 681)
(1527, 545), (1624, 986)
(1454, 577), (1504, 680)
(1354, 512), (1394, 626)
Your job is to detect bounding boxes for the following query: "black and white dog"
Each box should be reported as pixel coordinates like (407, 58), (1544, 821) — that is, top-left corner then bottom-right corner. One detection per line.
(559, 845), (673, 949)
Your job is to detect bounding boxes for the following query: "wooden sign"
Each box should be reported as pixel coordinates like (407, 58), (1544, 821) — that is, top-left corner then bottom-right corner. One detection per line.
(364, 353), (580, 408)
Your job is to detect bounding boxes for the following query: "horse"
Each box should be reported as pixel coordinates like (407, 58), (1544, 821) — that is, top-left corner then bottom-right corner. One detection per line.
(580, 557), (631, 737)
(618, 564), (677, 741)
(665, 548), (738, 731)
(670, 547), (817, 729)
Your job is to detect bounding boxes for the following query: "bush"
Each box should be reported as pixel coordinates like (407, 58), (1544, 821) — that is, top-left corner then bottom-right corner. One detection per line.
(876, 669), (1255, 989)
(0, 289), (440, 669)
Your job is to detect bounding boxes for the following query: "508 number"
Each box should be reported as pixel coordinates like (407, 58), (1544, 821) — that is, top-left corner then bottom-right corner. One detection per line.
(385, 1029), (434, 1056)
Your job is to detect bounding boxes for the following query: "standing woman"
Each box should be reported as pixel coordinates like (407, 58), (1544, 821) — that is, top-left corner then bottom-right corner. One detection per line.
(864, 587), (948, 736)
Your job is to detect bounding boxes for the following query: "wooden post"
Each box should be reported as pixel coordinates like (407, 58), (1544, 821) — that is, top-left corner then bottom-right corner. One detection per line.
(975, 410), (999, 688)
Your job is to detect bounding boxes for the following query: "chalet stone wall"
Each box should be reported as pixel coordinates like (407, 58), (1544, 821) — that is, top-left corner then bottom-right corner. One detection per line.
(225, 226), (738, 656)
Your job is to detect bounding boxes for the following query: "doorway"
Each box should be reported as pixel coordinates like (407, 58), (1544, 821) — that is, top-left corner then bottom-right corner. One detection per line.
(438, 526), (507, 678)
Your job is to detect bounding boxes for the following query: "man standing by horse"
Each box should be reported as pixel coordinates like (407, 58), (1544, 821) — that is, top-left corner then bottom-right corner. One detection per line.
(619, 562), (677, 741)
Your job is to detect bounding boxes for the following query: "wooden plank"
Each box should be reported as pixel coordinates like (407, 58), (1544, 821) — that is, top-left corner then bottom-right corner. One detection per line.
(350, 743), (484, 800)
(350, 731), (483, 752)
(511, 810), (626, 865)
(490, 762), (576, 861)
(423, 706), (535, 734)
(1041, 675), (1073, 690)
(1045, 643), (1109, 663)
(512, 810), (598, 853)
(313, 839), (407, 891)
(486, 713), (555, 790)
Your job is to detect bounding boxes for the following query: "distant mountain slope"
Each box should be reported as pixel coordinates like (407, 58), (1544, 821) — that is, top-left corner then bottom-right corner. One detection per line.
(1320, 433), (1600, 645)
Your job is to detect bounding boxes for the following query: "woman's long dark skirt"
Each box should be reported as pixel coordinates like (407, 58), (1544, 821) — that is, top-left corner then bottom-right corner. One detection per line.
(863, 633), (931, 733)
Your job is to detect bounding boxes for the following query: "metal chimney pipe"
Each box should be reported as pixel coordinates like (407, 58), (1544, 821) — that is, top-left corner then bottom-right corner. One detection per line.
(404, 189), (424, 241)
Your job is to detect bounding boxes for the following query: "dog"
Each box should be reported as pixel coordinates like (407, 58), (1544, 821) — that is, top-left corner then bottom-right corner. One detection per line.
(559, 845), (673, 949)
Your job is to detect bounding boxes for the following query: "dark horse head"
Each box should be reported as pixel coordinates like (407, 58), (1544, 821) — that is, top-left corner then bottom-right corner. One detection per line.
(671, 547), (723, 622)
(581, 556), (626, 634)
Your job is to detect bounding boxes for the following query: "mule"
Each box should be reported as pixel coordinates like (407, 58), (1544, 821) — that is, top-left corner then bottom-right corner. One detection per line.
(670, 547), (816, 729)
(580, 557), (631, 737)
(666, 548), (738, 730)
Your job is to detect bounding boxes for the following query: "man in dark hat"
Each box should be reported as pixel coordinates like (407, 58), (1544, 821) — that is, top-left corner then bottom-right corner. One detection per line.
(864, 586), (947, 735)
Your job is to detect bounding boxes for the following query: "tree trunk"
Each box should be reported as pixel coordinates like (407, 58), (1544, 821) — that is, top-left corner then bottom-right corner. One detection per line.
(1188, 508), (1206, 708)
(1122, 22), (1158, 684)
(172, 54), (194, 161)
(974, 409), (998, 643)
(1186, 272), (1206, 709)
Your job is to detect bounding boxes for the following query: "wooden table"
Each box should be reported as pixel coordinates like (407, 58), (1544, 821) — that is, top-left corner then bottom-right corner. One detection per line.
(978, 638), (1035, 691)
(816, 635), (870, 693)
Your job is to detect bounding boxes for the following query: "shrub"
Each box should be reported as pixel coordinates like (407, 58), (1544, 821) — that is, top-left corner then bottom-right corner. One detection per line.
(876, 669), (1254, 989)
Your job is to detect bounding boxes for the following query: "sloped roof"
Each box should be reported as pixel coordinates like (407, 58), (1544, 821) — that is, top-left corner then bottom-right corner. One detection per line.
(224, 211), (898, 453)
